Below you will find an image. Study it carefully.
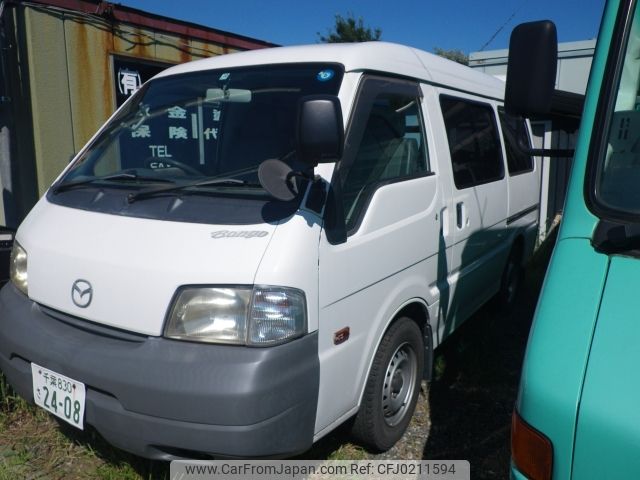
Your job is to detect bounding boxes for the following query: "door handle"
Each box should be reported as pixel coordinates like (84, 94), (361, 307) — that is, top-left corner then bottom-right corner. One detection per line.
(456, 202), (464, 229)
(440, 206), (449, 237)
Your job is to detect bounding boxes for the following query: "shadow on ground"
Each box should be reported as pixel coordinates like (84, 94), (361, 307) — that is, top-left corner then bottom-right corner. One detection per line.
(422, 231), (556, 479)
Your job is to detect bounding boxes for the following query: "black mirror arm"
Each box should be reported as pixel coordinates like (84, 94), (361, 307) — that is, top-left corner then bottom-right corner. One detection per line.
(514, 134), (575, 158)
(508, 115), (574, 158)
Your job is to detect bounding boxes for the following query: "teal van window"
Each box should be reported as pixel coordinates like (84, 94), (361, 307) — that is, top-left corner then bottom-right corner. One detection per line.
(595, 7), (640, 214)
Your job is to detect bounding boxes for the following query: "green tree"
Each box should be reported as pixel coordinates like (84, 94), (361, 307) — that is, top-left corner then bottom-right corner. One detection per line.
(433, 47), (469, 66)
(318, 13), (382, 43)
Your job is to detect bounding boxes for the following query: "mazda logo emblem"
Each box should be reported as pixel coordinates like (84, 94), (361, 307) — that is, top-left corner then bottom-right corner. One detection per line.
(71, 280), (93, 308)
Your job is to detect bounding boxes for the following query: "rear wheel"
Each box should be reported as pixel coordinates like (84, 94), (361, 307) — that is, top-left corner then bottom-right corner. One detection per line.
(351, 317), (424, 451)
(496, 244), (524, 311)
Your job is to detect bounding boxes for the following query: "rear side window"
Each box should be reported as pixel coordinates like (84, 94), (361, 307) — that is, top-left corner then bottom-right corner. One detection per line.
(498, 107), (534, 175)
(440, 96), (504, 189)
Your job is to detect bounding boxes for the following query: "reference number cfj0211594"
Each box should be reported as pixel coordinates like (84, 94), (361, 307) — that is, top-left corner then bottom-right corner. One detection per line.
(171, 460), (471, 480)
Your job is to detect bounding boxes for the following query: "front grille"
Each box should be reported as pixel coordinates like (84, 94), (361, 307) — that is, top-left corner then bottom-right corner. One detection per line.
(38, 304), (149, 343)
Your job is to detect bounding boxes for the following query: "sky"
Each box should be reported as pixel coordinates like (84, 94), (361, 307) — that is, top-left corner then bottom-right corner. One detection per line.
(117, 0), (605, 54)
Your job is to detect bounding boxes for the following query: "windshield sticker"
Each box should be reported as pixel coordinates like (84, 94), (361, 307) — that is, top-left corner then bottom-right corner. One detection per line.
(317, 69), (335, 82)
(167, 106), (187, 119)
(219, 72), (231, 81)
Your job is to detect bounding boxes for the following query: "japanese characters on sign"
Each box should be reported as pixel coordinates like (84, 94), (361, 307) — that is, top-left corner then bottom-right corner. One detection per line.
(114, 57), (230, 171)
(113, 56), (171, 107)
(121, 100), (225, 170)
(118, 69), (141, 97)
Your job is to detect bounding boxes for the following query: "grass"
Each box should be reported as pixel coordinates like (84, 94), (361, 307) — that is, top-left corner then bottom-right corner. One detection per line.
(0, 359), (426, 478)
(326, 444), (370, 461)
(0, 373), (166, 479)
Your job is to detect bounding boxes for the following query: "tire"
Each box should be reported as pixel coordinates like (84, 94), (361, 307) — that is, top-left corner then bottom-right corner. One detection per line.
(351, 317), (424, 451)
(496, 244), (524, 311)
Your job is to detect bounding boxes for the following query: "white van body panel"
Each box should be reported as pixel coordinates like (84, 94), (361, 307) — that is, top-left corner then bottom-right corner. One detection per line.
(157, 43), (434, 87)
(253, 209), (323, 333)
(19, 199), (276, 336)
(316, 173), (444, 433)
(155, 42), (504, 101)
(437, 92), (510, 332)
(419, 84), (457, 344)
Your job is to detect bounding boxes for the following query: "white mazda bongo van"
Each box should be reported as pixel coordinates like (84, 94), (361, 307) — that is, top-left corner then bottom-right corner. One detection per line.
(0, 42), (539, 459)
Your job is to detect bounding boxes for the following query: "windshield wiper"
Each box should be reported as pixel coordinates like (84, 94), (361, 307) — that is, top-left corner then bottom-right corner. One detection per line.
(52, 172), (175, 194)
(127, 177), (263, 203)
(127, 165), (262, 203)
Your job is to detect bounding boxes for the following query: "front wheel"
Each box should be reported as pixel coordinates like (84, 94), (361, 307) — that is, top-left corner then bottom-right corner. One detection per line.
(351, 317), (424, 451)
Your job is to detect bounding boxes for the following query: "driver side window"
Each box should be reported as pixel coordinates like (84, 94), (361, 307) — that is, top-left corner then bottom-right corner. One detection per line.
(341, 79), (429, 232)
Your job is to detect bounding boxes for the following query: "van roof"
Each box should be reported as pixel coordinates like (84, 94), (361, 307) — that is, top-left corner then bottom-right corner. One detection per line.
(155, 41), (505, 100)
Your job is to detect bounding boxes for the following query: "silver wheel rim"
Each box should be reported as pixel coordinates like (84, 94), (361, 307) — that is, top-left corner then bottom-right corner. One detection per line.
(381, 341), (417, 427)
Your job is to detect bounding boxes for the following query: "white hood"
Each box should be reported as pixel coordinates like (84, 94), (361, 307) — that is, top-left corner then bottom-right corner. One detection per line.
(18, 199), (276, 336)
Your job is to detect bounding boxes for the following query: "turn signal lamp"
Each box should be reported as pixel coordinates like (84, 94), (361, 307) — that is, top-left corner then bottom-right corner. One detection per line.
(511, 409), (553, 480)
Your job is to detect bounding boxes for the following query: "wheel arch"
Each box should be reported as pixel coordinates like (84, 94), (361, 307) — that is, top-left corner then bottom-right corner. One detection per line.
(394, 301), (434, 381)
(511, 233), (525, 264)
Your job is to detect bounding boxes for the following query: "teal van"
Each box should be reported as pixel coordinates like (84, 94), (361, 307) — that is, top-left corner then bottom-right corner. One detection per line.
(508, 1), (640, 479)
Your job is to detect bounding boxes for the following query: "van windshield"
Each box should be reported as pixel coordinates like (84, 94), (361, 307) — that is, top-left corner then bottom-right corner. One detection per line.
(59, 64), (343, 195)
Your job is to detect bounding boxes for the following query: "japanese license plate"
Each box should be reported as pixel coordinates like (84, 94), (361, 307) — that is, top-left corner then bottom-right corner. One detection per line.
(31, 363), (86, 429)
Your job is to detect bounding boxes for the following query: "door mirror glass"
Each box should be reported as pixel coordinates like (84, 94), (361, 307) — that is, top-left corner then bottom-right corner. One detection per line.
(258, 159), (300, 201)
(297, 95), (344, 166)
(505, 20), (558, 117)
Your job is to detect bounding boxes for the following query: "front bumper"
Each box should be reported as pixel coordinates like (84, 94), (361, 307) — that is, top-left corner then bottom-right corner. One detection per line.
(0, 283), (319, 460)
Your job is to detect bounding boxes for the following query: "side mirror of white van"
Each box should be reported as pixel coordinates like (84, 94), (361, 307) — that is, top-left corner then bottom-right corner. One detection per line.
(258, 159), (302, 202)
(297, 95), (344, 166)
(257, 95), (344, 202)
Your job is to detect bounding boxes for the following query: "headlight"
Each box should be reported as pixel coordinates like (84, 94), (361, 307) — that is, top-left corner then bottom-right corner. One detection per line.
(248, 287), (307, 346)
(165, 286), (307, 346)
(10, 241), (28, 295)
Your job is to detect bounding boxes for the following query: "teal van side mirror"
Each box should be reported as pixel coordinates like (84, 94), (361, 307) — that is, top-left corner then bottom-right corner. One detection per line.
(505, 20), (558, 117)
